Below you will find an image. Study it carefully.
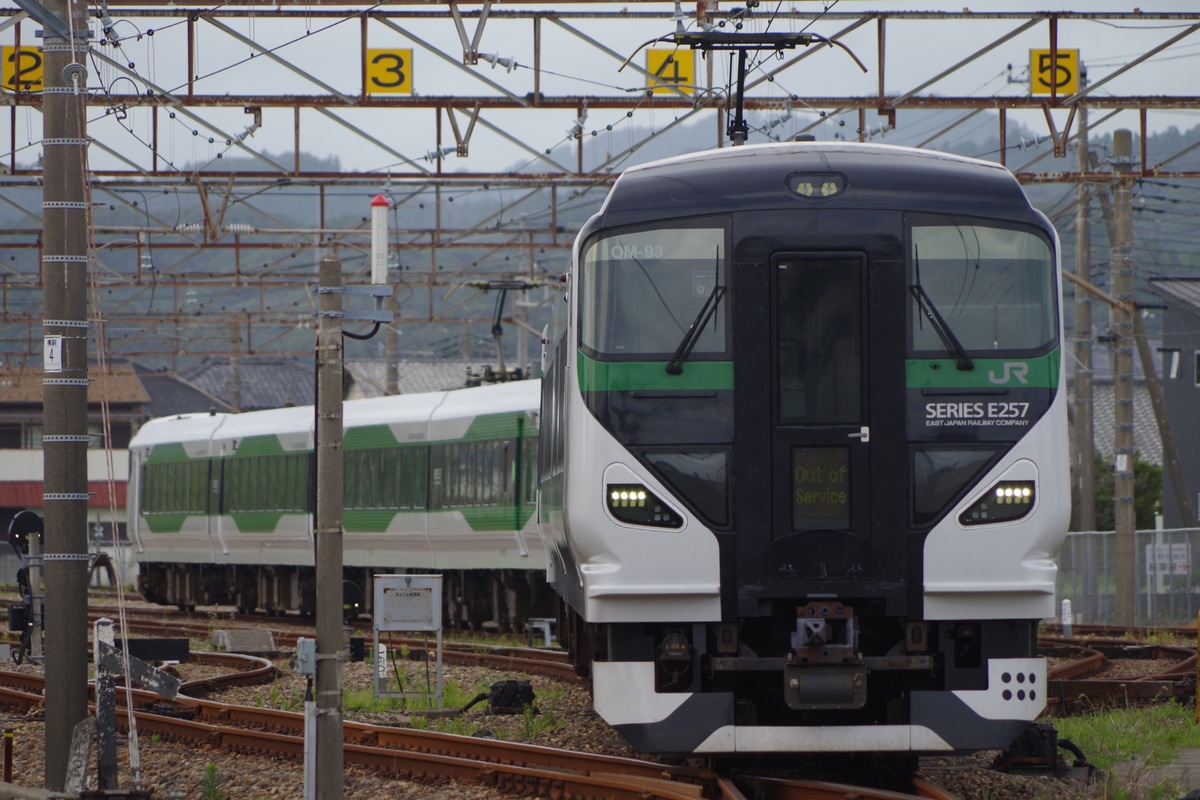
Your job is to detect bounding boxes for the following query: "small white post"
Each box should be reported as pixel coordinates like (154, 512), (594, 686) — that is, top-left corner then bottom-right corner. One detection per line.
(1061, 598), (1073, 637)
(370, 194), (390, 286)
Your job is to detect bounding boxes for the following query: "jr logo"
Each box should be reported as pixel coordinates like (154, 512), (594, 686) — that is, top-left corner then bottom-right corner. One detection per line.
(988, 362), (1029, 385)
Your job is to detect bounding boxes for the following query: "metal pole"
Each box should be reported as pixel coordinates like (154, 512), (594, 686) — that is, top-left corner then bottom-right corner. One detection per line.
(315, 254), (345, 800)
(41, 0), (91, 788)
(385, 296), (400, 395)
(1110, 128), (1136, 627)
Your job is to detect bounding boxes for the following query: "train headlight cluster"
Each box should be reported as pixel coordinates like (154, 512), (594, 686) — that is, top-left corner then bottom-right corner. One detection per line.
(606, 483), (683, 528)
(786, 172), (847, 200)
(959, 480), (1036, 526)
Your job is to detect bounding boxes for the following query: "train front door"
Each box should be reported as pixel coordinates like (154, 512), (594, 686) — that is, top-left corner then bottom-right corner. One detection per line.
(768, 252), (873, 580)
(734, 251), (892, 612)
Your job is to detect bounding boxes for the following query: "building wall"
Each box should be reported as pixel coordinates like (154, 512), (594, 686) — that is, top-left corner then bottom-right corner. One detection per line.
(1161, 304), (1200, 528)
(0, 448), (134, 586)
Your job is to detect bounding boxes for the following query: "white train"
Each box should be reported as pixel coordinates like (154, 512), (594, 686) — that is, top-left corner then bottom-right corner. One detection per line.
(538, 142), (1071, 757)
(128, 379), (549, 629)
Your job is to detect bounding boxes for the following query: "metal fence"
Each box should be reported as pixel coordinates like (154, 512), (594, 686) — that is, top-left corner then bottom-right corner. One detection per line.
(1056, 528), (1200, 627)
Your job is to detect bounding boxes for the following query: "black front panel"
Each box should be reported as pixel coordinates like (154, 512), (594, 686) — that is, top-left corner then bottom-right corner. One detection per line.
(732, 210), (909, 618)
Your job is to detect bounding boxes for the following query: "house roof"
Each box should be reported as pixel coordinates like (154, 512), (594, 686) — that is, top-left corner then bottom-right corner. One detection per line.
(135, 368), (233, 417)
(178, 355), (315, 412)
(0, 364), (149, 405)
(1083, 379), (1163, 465)
(1149, 277), (1200, 310)
(345, 360), (522, 398)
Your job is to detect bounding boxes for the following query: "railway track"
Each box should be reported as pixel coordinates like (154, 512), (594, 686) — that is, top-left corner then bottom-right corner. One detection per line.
(6, 599), (1192, 797)
(76, 607), (1200, 709)
(1044, 635), (1196, 708)
(77, 605), (582, 679)
(0, 654), (957, 800)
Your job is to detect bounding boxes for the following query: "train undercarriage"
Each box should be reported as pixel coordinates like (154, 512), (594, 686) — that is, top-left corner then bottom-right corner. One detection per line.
(138, 562), (553, 631)
(555, 595), (1043, 755)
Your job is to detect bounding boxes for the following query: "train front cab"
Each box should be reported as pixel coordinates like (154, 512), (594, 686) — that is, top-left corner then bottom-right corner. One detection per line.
(547, 144), (1071, 758)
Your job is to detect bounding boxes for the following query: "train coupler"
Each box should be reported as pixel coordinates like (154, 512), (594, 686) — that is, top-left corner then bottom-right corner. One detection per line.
(993, 721), (1094, 780)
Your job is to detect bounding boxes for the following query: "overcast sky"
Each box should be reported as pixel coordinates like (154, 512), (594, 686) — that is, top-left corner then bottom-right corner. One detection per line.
(3, 2), (1199, 172)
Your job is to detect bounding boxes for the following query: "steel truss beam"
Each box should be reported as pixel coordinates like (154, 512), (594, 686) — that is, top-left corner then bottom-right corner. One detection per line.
(1, 6), (1199, 364)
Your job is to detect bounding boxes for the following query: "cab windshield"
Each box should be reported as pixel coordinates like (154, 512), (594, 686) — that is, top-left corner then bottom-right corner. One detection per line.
(910, 222), (1056, 355)
(580, 225), (727, 359)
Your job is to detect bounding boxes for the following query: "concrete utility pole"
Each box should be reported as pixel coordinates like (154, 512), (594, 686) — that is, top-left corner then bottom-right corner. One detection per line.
(40, 0), (92, 788)
(1110, 128), (1136, 627)
(315, 254), (345, 799)
(1073, 70), (1096, 534)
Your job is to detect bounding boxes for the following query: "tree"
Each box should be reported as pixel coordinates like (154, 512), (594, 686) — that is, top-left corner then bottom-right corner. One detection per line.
(1091, 454), (1162, 531)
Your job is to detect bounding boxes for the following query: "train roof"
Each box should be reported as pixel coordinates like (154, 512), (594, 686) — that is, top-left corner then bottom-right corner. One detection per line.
(130, 379), (541, 452)
(591, 142), (1040, 229)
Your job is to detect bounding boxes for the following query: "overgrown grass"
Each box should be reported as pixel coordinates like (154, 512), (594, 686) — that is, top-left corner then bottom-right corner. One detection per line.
(1049, 702), (1200, 799)
(1055, 702), (1200, 771)
(342, 677), (474, 712)
(253, 677), (305, 712)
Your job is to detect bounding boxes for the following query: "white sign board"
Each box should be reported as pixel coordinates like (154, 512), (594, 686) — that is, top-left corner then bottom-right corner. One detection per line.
(374, 574), (442, 632)
(1145, 543), (1190, 579)
(372, 574), (444, 705)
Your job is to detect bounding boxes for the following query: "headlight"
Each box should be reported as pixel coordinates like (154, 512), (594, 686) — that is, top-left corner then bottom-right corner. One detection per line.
(959, 481), (1036, 526)
(606, 483), (682, 528)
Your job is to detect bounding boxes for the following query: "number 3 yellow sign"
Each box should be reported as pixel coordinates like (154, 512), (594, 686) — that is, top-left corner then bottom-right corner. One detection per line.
(1030, 49), (1079, 96)
(366, 49), (413, 95)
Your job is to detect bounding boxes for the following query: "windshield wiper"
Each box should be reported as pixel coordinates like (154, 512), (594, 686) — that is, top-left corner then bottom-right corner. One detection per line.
(909, 283), (974, 371)
(666, 284), (726, 375)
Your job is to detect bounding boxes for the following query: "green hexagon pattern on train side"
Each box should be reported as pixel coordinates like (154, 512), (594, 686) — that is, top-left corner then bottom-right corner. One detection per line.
(344, 425), (400, 450)
(459, 412), (535, 442)
(230, 435), (288, 458)
(140, 513), (190, 533)
(342, 506), (535, 533)
(144, 443), (193, 465)
(461, 505), (536, 530)
(229, 512), (286, 532)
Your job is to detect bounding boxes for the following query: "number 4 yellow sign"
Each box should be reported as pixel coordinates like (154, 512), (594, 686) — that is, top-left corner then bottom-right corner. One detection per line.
(646, 48), (694, 95)
(1030, 49), (1079, 96)
(366, 49), (412, 95)
(2, 46), (43, 92)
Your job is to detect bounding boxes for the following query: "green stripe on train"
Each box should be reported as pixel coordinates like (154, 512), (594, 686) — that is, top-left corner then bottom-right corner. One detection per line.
(905, 350), (1060, 389)
(577, 350), (1057, 393)
(577, 351), (734, 392)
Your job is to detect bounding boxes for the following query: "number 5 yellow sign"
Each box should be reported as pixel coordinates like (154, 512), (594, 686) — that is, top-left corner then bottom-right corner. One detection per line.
(2, 46), (43, 92)
(1030, 49), (1079, 96)
(366, 49), (413, 95)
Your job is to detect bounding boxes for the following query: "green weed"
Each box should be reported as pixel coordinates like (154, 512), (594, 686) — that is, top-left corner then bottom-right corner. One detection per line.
(199, 763), (222, 800)
(427, 715), (478, 737)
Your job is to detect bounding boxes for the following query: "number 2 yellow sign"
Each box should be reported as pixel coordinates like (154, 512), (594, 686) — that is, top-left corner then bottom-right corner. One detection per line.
(2, 46), (43, 92)
(366, 49), (413, 95)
